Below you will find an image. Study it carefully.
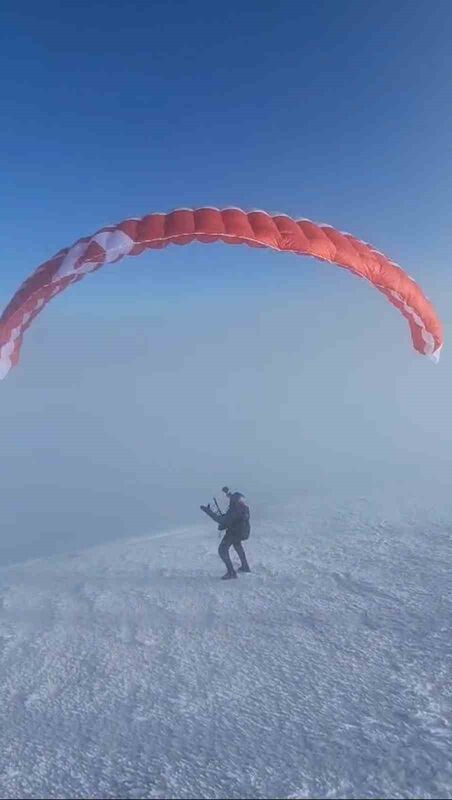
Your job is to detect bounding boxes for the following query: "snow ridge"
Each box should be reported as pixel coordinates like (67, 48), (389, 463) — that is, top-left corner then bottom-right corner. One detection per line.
(0, 495), (451, 799)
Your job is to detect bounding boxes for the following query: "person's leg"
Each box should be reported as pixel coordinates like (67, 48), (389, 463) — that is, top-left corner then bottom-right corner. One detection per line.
(233, 540), (250, 572)
(218, 533), (236, 576)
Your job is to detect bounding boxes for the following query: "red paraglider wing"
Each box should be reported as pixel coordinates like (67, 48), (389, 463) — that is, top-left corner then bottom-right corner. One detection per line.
(0, 207), (443, 378)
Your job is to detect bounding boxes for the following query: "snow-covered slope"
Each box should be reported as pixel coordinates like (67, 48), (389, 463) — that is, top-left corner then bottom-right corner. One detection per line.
(0, 492), (451, 799)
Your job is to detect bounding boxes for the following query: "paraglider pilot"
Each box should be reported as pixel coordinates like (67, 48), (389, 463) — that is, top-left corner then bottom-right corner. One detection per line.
(201, 487), (251, 580)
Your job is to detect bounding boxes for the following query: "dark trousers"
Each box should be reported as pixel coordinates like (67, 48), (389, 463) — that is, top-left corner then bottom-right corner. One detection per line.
(218, 532), (250, 575)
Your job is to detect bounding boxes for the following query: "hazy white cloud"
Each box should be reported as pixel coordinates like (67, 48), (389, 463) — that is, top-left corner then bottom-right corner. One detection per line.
(0, 257), (450, 565)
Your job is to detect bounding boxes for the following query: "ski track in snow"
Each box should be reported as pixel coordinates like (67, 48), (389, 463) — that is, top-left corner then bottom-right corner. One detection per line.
(0, 493), (451, 799)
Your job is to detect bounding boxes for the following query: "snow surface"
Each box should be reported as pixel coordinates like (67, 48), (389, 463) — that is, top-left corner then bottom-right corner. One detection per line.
(0, 491), (451, 799)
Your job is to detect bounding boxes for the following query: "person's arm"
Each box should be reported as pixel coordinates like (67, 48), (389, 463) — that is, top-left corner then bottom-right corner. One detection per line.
(200, 504), (222, 523)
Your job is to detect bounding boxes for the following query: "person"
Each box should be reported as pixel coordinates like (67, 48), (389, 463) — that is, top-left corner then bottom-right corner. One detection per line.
(201, 486), (251, 580)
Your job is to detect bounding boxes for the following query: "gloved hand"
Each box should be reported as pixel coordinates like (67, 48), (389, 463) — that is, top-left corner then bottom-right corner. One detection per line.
(200, 504), (211, 513)
(218, 522), (226, 531)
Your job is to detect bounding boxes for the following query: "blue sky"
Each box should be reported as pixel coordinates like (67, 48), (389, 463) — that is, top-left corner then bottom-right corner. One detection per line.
(2, 0), (451, 300)
(1, 0), (452, 564)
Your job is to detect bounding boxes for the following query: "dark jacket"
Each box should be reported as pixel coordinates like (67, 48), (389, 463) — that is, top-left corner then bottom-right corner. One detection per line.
(203, 493), (251, 541)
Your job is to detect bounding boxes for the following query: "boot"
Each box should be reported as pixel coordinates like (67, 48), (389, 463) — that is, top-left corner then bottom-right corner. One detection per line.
(221, 571), (237, 580)
(238, 565), (251, 573)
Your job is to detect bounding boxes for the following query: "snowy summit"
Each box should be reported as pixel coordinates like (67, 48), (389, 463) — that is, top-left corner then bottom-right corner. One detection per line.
(0, 491), (451, 799)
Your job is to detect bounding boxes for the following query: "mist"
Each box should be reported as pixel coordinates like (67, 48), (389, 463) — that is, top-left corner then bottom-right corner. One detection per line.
(1, 245), (450, 566)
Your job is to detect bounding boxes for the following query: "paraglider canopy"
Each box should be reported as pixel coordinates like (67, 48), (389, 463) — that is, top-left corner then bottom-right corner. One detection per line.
(0, 207), (443, 379)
